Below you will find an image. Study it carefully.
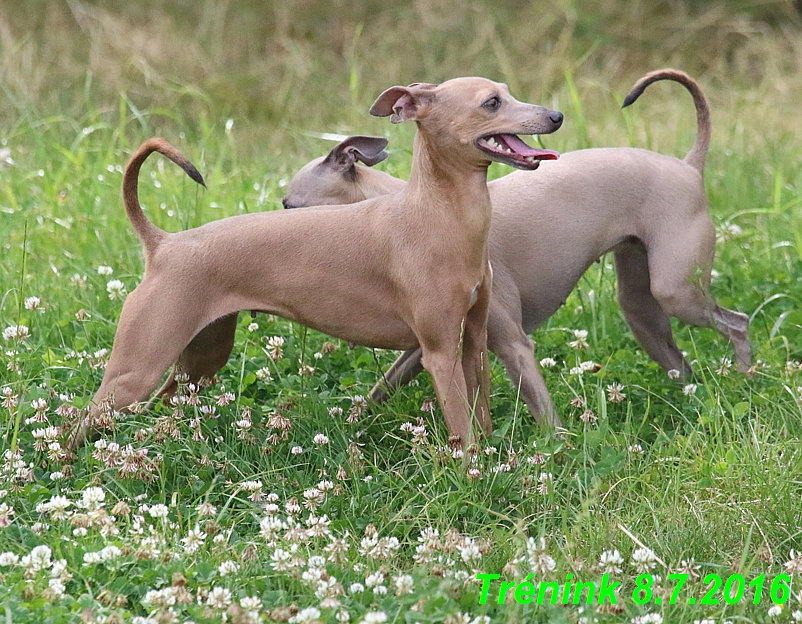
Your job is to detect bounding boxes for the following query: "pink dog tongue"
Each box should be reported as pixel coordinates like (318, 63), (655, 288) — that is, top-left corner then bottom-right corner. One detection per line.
(500, 134), (559, 159)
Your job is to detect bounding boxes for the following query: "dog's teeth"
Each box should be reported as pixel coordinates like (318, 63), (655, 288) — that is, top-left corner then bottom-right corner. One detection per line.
(488, 138), (498, 148)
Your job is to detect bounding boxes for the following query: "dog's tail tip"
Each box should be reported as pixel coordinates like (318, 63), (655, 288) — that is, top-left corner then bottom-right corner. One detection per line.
(620, 90), (642, 109)
(621, 68), (710, 173)
(186, 165), (207, 188)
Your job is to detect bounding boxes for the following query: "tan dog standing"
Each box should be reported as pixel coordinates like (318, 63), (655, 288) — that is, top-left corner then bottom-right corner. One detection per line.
(281, 69), (751, 425)
(67, 77), (563, 449)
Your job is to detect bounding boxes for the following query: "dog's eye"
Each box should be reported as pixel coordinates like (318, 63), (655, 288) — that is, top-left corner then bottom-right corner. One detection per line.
(482, 96), (501, 111)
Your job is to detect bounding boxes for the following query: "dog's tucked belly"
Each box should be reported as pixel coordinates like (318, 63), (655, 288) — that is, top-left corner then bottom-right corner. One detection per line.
(245, 300), (419, 350)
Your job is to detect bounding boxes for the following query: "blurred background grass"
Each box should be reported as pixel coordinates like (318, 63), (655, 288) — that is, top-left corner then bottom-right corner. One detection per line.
(2, 0), (801, 160)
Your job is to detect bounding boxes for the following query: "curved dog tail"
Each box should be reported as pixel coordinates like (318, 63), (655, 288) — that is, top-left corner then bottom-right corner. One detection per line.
(123, 137), (206, 256)
(622, 69), (711, 174)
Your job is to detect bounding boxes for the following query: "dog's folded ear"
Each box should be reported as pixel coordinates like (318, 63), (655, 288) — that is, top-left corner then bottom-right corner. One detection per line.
(324, 136), (390, 170)
(370, 84), (437, 124)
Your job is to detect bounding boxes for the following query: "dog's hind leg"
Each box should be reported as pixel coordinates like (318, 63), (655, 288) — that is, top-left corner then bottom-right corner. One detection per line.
(149, 313), (239, 407)
(646, 215), (751, 372)
(68, 282), (215, 448)
(614, 242), (692, 377)
(368, 348), (425, 404)
(711, 305), (751, 372)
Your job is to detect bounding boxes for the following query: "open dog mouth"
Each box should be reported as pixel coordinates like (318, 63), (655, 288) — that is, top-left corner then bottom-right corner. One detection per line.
(476, 134), (559, 170)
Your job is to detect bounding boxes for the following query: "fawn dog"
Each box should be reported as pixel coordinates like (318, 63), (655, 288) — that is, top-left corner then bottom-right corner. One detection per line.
(66, 78), (563, 449)
(279, 69), (751, 426)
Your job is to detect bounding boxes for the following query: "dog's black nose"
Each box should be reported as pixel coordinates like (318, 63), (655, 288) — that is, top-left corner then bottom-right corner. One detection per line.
(550, 111), (564, 126)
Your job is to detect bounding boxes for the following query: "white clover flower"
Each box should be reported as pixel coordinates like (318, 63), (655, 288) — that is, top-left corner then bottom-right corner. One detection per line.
(24, 296), (41, 311)
(143, 587), (177, 608)
(360, 611), (388, 624)
(2, 325), (30, 342)
(106, 279), (127, 300)
(48, 577), (66, 597)
(0, 552), (19, 566)
(182, 525), (207, 553)
(667, 368), (681, 380)
(538, 472), (553, 495)
(349, 582), (365, 594)
(196, 501), (216, 517)
(148, 504), (169, 519)
(606, 383), (626, 403)
(394, 574), (414, 595)
(41, 495), (71, 520)
(539, 357), (557, 368)
(291, 446), (304, 455)
(599, 549), (624, 575)
(97, 265), (114, 276)
(768, 605), (783, 617)
(218, 560), (240, 576)
(317, 480), (334, 493)
(525, 536), (556, 574)
(266, 336), (285, 361)
(256, 367), (273, 381)
(723, 223), (743, 237)
(99, 545), (122, 561)
(313, 433), (330, 446)
(23, 544), (52, 572)
(329, 406), (343, 418)
(241, 596), (261, 610)
(247, 322), (259, 332)
(459, 538), (482, 564)
(569, 329), (589, 350)
(365, 572), (384, 587)
(631, 547), (658, 573)
(217, 391), (235, 406)
(206, 586), (233, 609)
(683, 383), (698, 396)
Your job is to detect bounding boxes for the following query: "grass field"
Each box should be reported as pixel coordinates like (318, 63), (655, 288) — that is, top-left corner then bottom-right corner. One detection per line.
(2, 1), (802, 622)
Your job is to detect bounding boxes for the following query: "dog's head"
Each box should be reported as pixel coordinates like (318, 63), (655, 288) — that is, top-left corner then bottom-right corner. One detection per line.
(283, 136), (404, 209)
(370, 77), (562, 171)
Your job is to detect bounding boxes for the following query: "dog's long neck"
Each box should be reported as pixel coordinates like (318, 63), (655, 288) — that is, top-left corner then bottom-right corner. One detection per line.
(405, 130), (492, 246)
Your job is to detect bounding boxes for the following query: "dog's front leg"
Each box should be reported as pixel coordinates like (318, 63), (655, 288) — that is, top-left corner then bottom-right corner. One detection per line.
(460, 269), (493, 438)
(415, 311), (476, 449)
